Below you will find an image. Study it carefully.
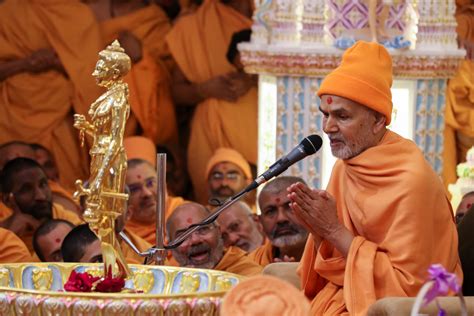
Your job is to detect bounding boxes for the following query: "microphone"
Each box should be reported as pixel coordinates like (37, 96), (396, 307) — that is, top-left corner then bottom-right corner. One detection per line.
(245, 134), (323, 192)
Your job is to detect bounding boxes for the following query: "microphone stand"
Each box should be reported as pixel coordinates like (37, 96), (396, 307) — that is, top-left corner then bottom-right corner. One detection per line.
(119, 182), (258, 262)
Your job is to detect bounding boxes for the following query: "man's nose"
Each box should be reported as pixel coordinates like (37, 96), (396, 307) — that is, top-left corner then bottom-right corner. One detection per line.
(34, 186), (48, 201)
(323, 116), (338, 134)
(276, 208), (289, 223)
(227, 232), (240, 245)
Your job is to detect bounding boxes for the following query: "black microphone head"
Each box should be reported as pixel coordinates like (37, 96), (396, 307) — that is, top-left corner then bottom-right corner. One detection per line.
(301, 134), (323, 155)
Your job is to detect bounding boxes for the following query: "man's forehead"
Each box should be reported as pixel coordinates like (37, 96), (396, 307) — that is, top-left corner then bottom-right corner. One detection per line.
(260, 190), (290, 206)
(211, 161), (244, 174)
(14, 167), (46, 182)
(172, 207), (207, 229)
(127, 163), (155, 180)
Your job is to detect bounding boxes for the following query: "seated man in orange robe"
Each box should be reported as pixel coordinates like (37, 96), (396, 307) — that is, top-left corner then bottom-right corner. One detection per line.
(286, 41), (462, 315)
(166, 202), (262, 276)
(87, 0), (178, 149)
(0, 228), (32, 263)
(0, 158), (82, 253)
(0, 141), (81, 216)
(125, 158), (185, 244)
(166, 0), (257, 204)
(217, 201), (264, 253)
(0, 0), (103, 189)
(32, 219), (74, 262)
(206, 148), (254, 209)
(250, 176), (308, 266)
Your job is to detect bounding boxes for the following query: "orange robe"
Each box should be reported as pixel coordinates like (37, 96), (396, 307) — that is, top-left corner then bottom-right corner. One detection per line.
(166, 0), (257, 204)
(248, 240), (274, 267)
(443, 1), (474, 187)
(125, 196), (186, 244)
(121, 228), (152, 265)
(214, 246), (263, 277)
(298, 131), (462, 315)
(0, 0), (103, 190)
(98, 5), (178, 146)
(0, 228), (32, 263)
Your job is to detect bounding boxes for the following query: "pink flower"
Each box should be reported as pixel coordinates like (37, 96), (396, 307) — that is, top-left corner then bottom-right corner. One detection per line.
(64, 271), (100, 292)
(94, 269), (125, 293)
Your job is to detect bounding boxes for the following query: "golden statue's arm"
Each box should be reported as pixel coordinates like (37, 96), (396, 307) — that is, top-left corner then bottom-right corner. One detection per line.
(73, 114), (96, 138)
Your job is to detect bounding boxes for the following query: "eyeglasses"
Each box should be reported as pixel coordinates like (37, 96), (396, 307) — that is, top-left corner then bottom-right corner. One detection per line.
(175, 224), (216, 240)
(209, 172), (242, 181)
(128, 177), (157, 196)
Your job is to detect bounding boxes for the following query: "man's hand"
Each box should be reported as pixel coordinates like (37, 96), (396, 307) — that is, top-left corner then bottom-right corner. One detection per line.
(199, 74), (240, 102)
(287, 182), (354, 257)
(459, 38), (474, 60)
(273, 255), (295, 263)
(1, 193), (40, 236)
(118, 31), (143, 63)
(287, 182), (341, 239)
(25, 49), (64, 74)
(227, 72), (256, 99)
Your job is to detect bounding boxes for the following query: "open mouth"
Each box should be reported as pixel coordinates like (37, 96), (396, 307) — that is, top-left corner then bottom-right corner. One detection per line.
(189, 250), (210, 264)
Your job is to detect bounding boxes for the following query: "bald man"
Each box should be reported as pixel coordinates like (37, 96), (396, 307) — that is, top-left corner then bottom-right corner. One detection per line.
(217, 201), (264, 253)
(249, 176), (309, 266)
(33, 219), (74, 262)
(166, 202), (262, 276)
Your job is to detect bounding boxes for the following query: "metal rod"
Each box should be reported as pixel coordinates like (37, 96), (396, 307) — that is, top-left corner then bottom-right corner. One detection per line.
(154, 153), (167, 264)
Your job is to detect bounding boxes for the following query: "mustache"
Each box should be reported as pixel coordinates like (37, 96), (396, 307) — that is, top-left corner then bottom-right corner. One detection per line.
(188, 243), (211, 256)
(271, 223), (300, 239)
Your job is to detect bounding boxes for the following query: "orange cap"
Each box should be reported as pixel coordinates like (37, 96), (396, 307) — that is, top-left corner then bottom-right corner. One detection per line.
(221, 275), (310, 316)
(124, 136), (156, 167)
(317, 41), (393, 125)
(205, 148), (252, 180)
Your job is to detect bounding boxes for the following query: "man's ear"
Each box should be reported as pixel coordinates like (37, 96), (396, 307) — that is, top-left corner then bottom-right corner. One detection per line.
(252, 214), (265, 235)
(372, 112), (386, 134)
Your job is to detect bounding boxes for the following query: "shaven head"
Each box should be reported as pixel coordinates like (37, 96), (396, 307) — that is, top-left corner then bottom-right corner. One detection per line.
(217, 201), (264, 252)
(61, 224), (102, 263)
(166, 203), (224, 269)
(30, 143), (59, 182)
(33, 219), (74, 262)
(258, 176), (308, 249)
(0, 141), (36, 170)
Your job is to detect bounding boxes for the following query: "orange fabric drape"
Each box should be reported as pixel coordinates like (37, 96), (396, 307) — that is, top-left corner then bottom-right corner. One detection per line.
(0, 228), (32, 263)
(166, 0), (257, 204)
(298, 131), (462, 315)
(214, 246), (263, 277)
(0, 0), (103, 189)
(248, 239), (274, 267)
(443, 1), (474, 188)
(125, 196), (186, 244)
(99, 5), (178, 146)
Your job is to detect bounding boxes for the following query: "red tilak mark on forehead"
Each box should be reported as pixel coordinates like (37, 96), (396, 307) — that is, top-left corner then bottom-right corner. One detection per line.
(186, 217), (193, 224)
(275, 197), (281, 203)
(137, 175), (142, 179)
(55, 238), (61, 243)
(327, 96), (333, 104)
